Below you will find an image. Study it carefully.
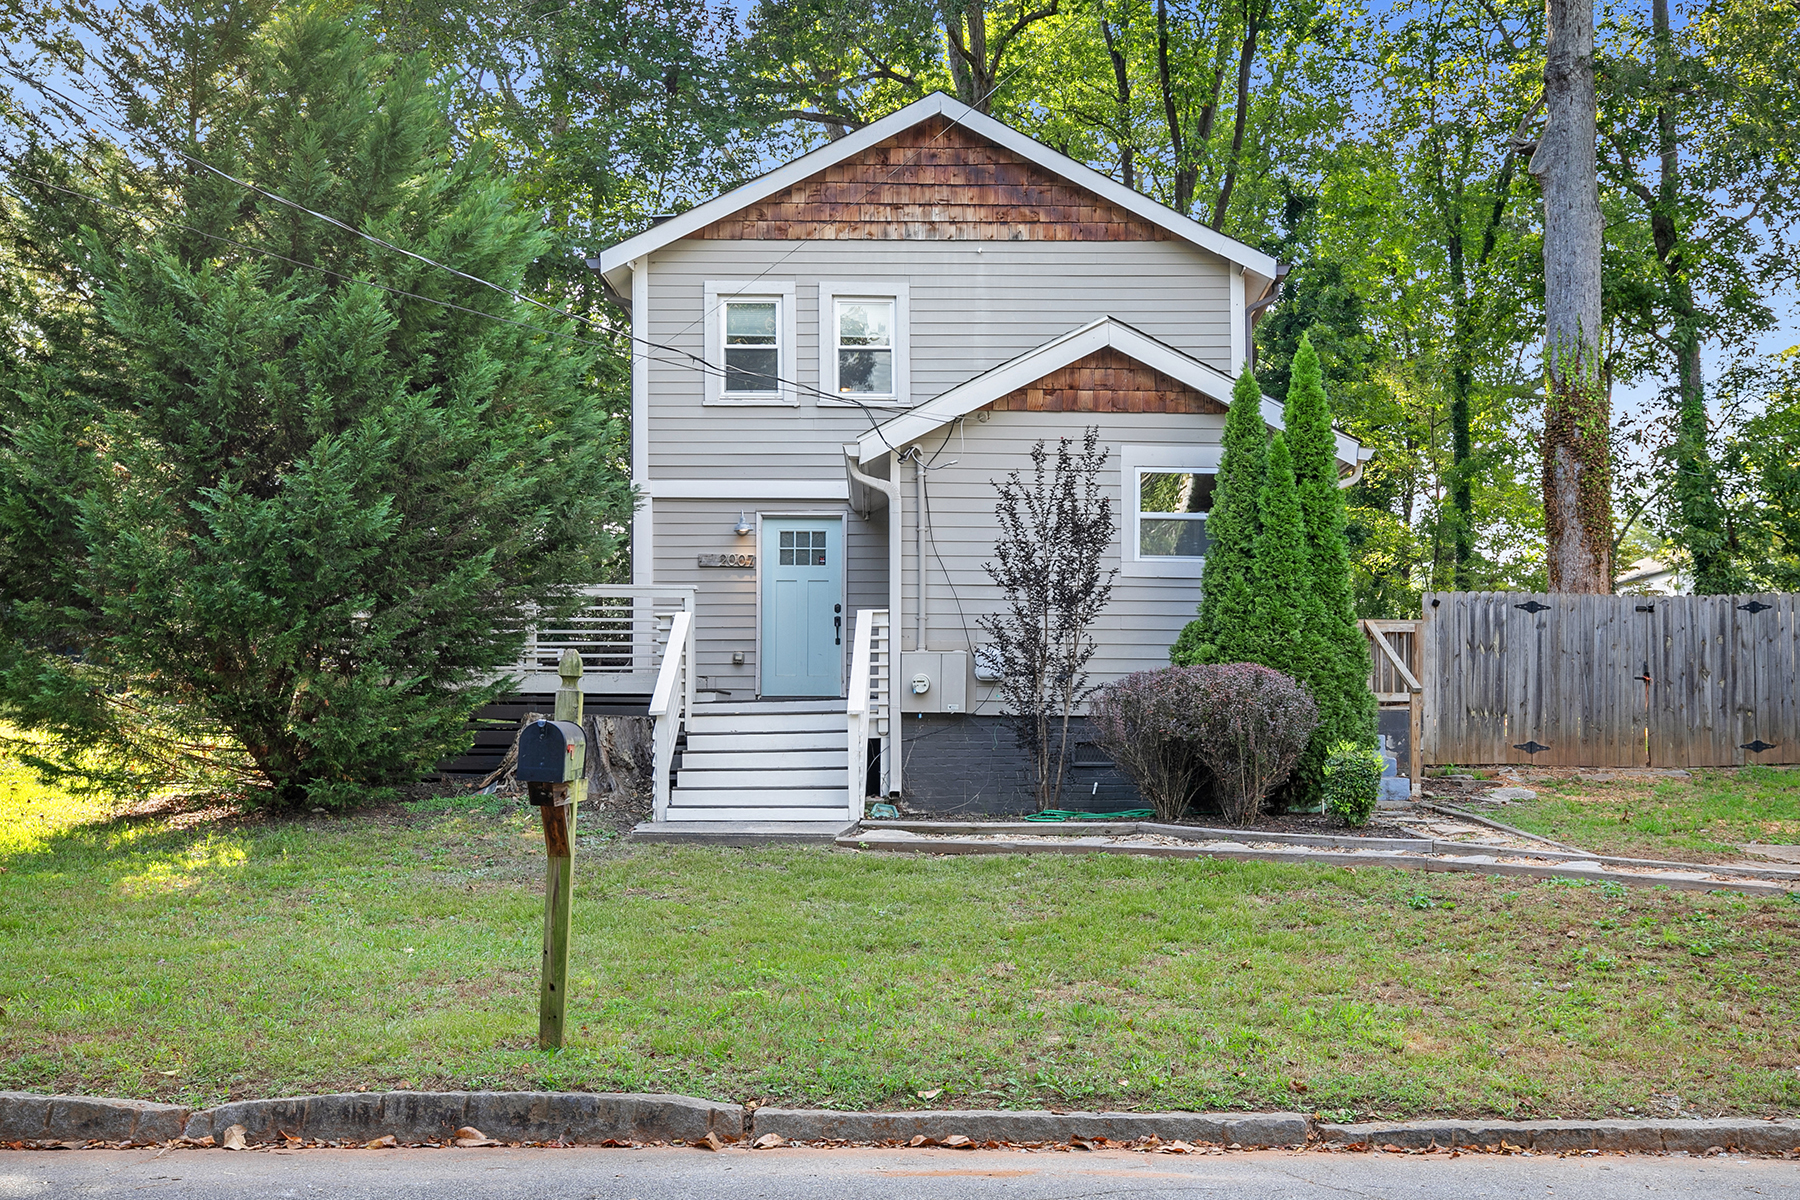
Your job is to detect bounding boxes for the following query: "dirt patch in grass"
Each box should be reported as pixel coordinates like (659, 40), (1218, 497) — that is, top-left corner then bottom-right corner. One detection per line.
(3, 753), (1798, 1123)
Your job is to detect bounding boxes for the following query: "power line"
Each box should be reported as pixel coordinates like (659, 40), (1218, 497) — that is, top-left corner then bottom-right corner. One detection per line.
(1, 59), (1073, 454)
(656, 62), (1035, 350)
(3, 165), (919, 451)
(0, 64), (911, 421)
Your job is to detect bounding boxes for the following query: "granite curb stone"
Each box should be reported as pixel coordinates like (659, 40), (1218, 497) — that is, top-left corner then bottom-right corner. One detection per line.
(1316, 1118), (1800, 1154)
(0, 1093), (188, 1144)
(748, 1109), (1310, 1147)
(177, 1091), (742, 1145)
(5, 1092), (1798, 1154)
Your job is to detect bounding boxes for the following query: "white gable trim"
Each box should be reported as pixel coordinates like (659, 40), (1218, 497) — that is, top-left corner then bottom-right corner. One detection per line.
(596, 93), (1278, 293)
(852, 318), (1368, 476)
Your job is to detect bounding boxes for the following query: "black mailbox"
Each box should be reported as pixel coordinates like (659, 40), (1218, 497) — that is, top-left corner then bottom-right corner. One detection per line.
(517, 719), (585, 786)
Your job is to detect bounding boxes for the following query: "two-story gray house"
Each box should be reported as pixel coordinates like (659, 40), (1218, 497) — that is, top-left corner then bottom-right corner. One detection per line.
(590, 92), (1368, 834)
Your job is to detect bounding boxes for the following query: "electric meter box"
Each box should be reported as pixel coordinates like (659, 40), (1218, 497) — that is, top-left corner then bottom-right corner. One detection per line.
(899, 651), (968, 714)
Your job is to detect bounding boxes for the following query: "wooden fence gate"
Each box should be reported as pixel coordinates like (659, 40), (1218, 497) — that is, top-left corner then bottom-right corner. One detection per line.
(1420, 592), (1800, 768)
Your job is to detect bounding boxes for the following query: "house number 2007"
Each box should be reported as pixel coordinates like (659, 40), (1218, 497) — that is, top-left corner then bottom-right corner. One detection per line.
(698, 553), (755, 568)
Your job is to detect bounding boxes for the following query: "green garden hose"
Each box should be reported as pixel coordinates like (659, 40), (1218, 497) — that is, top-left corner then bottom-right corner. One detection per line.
(1024, 808), (1154, 822)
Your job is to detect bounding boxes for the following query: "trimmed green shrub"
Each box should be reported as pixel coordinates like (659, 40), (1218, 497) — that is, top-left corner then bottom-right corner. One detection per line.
(1321, 741), (1385, 827)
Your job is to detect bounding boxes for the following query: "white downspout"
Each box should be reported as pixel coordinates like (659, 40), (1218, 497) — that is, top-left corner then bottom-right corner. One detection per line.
(844, 447), (904, 796)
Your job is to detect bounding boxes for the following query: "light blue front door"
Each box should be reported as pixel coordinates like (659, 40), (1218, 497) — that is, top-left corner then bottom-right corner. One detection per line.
(761, 517), (843, 697)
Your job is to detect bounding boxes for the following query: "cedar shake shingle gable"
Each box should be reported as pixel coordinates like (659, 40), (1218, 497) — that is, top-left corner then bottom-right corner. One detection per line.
(979, 347), (1228, 414)
(693, 117), (1171, 242)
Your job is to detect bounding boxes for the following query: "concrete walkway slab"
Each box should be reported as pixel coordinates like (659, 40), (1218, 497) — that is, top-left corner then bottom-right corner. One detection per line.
(630, 821), (857, 846)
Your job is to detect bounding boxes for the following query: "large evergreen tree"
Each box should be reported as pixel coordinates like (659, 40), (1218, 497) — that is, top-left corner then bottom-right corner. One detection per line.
(0, 8), (630, 806)
(1283, 335), (1378, 799)
(1172, 366), (1266, 666)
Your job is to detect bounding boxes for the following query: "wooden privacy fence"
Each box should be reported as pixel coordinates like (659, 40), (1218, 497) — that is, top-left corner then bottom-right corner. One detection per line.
(1419, 591), (1800, 768)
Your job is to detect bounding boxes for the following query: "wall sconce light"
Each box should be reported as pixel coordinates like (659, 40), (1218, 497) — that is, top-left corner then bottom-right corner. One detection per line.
(734, 511), (753, 537)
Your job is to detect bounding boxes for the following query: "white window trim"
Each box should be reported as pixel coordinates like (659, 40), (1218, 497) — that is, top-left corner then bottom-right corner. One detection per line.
(1120, 443), (1223, 578)
(818, 280), (910, 407)
(704, 280), (798, 406)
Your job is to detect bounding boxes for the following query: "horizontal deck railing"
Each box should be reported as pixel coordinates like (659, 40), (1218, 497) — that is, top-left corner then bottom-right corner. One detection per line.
(497, 586), (697, 694)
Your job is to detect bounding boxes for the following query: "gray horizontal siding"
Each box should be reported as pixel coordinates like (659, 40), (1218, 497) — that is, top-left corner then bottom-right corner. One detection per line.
(642, 239), (1233, 480)
(901, 410), (1222, 701)
(652, 498), (886, 697)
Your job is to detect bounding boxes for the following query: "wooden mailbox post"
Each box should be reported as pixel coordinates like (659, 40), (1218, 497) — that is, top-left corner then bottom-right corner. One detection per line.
(517, 648), (586, 1050)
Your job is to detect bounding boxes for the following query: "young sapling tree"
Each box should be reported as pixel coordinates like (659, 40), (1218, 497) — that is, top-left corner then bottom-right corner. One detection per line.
(980, 428), (1117, 811)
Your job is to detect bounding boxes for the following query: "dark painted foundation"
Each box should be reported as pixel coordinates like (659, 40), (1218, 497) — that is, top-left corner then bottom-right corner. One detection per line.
(895, 714), (1146, 816)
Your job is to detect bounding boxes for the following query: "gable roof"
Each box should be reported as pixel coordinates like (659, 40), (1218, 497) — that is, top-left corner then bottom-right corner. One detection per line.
(595, 93), (1279, 293)
(850, 318), (1370, 477)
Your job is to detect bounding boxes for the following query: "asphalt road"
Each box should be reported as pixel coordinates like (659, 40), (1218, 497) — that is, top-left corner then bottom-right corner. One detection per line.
(1, 1146), (1795, 1199)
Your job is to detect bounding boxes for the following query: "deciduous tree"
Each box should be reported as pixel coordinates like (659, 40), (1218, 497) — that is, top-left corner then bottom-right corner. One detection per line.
(980, 428), (1117, 810)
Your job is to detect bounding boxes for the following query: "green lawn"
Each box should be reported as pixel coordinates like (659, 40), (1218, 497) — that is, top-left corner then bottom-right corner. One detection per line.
(1486, 766), (1800, 864)
(3, 752), (1798, 1124)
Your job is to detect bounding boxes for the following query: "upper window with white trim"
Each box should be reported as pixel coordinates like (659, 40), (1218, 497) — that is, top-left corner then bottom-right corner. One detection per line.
(819, 281), (909, 406)
(1119, 443), (1222, 577)
(724, 299), (781, 396)
(703, 280), (797, 406)
(834, 299), (894, 398)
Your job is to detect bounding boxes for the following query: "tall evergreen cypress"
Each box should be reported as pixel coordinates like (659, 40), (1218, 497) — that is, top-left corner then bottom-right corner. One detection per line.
(1172, 367), (1266, 665)
(1248, 433), (1328, 681)
(1284, 334), (1378, 801)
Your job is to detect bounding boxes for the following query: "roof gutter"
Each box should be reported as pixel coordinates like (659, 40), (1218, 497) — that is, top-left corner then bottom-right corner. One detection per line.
(585, 256), (632, 312)
(1243, 262), (1290, 372)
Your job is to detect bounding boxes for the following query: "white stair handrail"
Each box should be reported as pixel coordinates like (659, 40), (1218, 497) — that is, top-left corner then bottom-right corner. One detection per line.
(847, 610), (877, 820)
(649, 609), (694, 822)
(871, 609), (893, 796)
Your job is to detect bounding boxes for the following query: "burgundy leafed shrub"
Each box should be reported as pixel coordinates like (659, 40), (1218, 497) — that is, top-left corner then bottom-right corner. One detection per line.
(1167, 663), (1319, 826)
(1087, 668), (1208, 821)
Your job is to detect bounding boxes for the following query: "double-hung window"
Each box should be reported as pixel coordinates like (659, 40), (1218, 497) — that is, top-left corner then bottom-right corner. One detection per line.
(819, 281), (908, 405)
(724, 300), (781, 396)
(1138, 470), (1215, 557)
(1120, 444), (1221, 577)
(704, 280), (797, 405)
(834, 299), (894, 398)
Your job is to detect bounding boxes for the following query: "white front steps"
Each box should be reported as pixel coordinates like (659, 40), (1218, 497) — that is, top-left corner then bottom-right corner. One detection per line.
(661, 698), (853, 824)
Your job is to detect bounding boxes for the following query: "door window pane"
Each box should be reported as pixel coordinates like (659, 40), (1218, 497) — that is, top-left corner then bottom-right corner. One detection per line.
(724, 300), (779, 394)
(777, 529), (828, 566)
(1138, 471), (1213, 558)
(836, 300), (894, 396)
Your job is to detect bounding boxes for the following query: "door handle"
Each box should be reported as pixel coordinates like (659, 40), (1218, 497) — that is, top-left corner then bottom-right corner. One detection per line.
(835, 614), (842, 645)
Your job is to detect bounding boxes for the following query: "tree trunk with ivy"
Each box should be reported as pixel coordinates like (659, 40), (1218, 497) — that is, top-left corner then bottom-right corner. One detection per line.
(1531, 0), (1612, 593)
